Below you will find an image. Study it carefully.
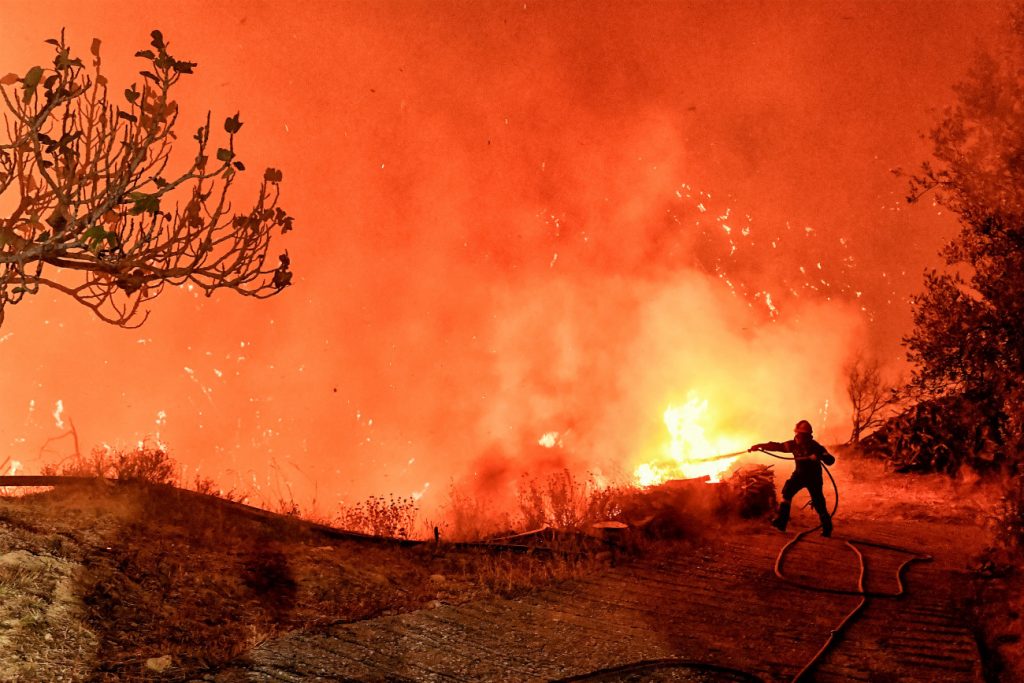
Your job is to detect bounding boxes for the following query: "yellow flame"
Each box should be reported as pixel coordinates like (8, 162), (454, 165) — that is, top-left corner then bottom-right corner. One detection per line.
(634, 392), (747, 486)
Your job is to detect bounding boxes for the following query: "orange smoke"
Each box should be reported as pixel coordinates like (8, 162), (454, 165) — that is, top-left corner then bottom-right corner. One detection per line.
(0, 2), (1004, 522)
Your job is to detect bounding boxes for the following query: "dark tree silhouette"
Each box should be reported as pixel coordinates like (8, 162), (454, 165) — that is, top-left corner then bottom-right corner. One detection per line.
(0, 30), (292, 328)
(905, 9), (1024, 404)
(902, 7), (1024, 470)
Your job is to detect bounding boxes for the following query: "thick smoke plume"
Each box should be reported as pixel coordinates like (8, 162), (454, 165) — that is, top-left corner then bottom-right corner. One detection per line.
(0, 1), (1004, 524)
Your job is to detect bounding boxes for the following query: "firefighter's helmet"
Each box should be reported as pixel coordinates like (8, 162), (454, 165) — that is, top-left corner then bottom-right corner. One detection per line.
(794, 420), (813, 434)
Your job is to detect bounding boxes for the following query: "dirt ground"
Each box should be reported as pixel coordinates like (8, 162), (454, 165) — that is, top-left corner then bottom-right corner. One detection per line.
(0, 452), (1020, 682)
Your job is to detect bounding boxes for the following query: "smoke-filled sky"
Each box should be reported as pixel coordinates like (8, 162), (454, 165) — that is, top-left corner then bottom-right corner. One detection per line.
(0, 1), (1007, 515)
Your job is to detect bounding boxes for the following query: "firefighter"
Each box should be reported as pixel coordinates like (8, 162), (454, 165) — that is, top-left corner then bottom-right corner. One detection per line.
(749, 420), (835, 537)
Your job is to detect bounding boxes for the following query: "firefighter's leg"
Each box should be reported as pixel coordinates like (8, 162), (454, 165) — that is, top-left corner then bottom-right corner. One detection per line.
(771, 500), (791, 531)
(773, 477), (800, 531)
(809, 483), (832, 537)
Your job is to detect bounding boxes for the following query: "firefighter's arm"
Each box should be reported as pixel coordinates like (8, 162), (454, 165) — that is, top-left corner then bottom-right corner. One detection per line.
(749, 441), (787, 452)
(815, 445), (836, 465)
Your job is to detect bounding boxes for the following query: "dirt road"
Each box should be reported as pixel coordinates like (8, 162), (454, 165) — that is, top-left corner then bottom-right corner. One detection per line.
(217, 459), (991, 682)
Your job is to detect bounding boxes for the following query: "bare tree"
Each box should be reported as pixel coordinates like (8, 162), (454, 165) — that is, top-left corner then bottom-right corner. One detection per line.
(0, 30), (293, 328)
(846, 352), (900, 443)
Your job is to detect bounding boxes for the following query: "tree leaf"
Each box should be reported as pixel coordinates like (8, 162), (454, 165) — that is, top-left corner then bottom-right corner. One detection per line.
(216, 148), (234, 163)
(0, 73), (19, 86)
(150, 30), (165, 50)
(84, 224), (106, 241)
(44, 38), (59, 46)
(129, 192), (160, 216)
(263, 168), (283, 183)
(117, 111), (138, 123)
(135, 49), (155, 60)
(232, 161), (245, 171)
(224, 113), (242, 134)
(21, 65), (43, 103)
(55, 48), (72, 70)
(90, 38), (102, 58)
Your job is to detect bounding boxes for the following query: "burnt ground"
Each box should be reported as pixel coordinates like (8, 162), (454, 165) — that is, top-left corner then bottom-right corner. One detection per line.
(0, 454), (1019, 682)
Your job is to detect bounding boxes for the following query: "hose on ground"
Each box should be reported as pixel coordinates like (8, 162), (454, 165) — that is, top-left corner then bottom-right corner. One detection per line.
(557, 448), (933, 683)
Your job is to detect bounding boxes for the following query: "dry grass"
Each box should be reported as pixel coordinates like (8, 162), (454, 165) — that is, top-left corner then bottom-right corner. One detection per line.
(335, 494), (418, 539)
(40, 439), (176, 485)
(0, 478), (614, 681)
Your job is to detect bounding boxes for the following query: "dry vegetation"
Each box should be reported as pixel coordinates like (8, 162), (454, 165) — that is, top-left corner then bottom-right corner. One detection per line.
(0, 479), (610, 682)
(0, 450), (673, 680)
(10, 443), (1021, 680)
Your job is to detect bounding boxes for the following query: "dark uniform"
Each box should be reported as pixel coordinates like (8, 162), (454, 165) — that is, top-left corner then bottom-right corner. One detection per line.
(751, 420), (835, 537)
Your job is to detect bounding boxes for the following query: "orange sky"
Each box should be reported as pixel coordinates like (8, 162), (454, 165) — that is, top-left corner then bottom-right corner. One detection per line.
(0, 1), (1007, 517)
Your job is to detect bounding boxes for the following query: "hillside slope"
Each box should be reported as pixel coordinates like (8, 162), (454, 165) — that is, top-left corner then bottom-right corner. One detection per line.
(0, 456), (1017, 682)
(0, 482), (588, 681)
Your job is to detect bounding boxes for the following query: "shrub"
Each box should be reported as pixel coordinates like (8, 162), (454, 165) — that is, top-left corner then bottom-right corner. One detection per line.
(42, 439), (177, 485)
(514, 470), (628, 531)
(441, 483), (513, 541)
(336, 494), (418, 539)
(858, 395), (1004, 474)
(189, 474), (247, 504)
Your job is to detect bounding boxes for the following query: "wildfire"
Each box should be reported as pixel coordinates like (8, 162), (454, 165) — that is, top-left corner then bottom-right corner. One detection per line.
(634, 392), (749, 486)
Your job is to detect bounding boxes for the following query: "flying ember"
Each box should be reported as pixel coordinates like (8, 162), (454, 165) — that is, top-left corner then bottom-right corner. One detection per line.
(634, 393), (750, 486)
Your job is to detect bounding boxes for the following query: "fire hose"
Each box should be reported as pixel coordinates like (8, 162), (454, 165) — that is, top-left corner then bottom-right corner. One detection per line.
(553, 448), (933, 683)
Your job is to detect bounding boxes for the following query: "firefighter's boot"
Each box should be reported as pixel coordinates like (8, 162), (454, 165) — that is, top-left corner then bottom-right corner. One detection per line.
(771, 501), (791, 532)
(814, 503), (833, 538)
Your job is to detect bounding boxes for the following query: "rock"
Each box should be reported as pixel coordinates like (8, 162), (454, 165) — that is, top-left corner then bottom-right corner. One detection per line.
(0, 550), (48, 572)
(145, 655), (173, 673)
(429, 573), (446, 584)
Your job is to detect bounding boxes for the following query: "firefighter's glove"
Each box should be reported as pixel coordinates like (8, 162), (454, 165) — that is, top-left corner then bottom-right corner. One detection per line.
(749, 443), (764, 452)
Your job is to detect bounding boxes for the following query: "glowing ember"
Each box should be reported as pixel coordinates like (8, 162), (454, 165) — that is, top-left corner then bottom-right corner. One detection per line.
(634, 393), (749, 486)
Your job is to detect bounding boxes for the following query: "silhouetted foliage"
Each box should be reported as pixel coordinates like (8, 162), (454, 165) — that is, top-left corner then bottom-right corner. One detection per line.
(336, 494), (419, 539)
(903, 7), (1024, 471)
(0, 30), (292, 328)
(42, 438), (177, 484)
(515, 470), (625, 531)
(859, 395), (1003, 473)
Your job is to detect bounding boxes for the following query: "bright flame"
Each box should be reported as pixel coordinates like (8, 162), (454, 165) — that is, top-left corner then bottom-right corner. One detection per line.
(634, 392), (748, 486)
